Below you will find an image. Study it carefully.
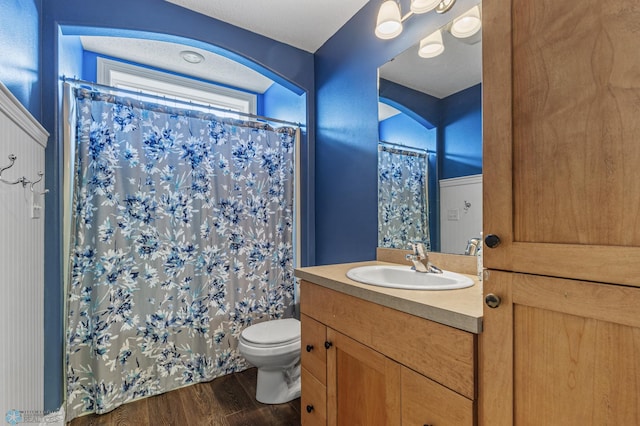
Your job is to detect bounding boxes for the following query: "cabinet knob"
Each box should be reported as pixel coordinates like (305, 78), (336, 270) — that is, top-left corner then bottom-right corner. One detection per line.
(485, 293), (502, 308)
(484, 234), (501, 248)
(306, 344), (314, 352)
(324, 341), (333, 349)
(306, 405), (314, 413)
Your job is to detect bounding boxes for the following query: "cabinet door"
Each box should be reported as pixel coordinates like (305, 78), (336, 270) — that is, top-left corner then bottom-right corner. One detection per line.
(302, 367), (326, 426)
(402, 366), (475, 425)
(301, 313), (327, 384)
(483, 0), (640, 285)
(480, 270), (640, 425)
(326, 329), (401, 426)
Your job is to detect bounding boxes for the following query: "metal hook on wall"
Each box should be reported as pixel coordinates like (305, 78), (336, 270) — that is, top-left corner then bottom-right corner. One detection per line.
(29, 171), (49, 195)
(0, 154), (16, 175)
(0, 154), (49, 194)
(0, 154), (27, 185)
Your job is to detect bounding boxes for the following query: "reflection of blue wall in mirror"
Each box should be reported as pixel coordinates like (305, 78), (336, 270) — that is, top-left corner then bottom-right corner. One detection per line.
(379, 113), (436, 151)
(379, 78), (439, 130)
(441, 83), (482, 179)
(379, 79), (482, 181)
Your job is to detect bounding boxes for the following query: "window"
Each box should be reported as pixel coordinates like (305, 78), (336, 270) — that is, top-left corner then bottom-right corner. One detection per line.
(97, 58), (257, 118)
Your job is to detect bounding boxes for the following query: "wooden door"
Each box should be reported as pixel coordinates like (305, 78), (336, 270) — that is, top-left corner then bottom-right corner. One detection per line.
(480, 270), (640, 425)
(326, 329), (401, 426)
(483, 0), (640, 285)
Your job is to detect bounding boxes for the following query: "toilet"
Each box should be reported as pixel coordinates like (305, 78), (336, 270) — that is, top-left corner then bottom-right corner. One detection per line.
(238, 318), (301, 404)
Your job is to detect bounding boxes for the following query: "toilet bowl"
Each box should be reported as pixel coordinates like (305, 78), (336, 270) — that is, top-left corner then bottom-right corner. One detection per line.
(238, 318), (301, 404)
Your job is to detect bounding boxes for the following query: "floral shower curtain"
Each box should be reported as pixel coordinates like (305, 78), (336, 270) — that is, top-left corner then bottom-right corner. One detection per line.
(378, 144), (430, 250)
(65, 87), (297, 419)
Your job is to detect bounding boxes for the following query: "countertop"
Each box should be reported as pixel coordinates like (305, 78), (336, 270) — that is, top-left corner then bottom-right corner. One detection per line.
(294, 260), (483, 334)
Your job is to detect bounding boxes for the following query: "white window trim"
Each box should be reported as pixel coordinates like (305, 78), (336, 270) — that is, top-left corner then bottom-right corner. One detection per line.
(97, 57), (257, 115)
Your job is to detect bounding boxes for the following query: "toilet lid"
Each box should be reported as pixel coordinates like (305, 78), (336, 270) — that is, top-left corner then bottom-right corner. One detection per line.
(241, 318), (301, 345)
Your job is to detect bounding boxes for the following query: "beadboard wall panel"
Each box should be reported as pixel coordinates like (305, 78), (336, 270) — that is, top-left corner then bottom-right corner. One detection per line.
(0, 82), (49, 417)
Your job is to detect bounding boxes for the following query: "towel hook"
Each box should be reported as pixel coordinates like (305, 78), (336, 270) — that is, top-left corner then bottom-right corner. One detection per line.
(29, 172), (49, 195)
(0, 154), (17, 177)
(29, 171), (49, 194)
(0, 154), (27, 186)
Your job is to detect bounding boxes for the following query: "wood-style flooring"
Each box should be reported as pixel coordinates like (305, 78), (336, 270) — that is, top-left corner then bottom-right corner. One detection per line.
(67, 368), (300, 426)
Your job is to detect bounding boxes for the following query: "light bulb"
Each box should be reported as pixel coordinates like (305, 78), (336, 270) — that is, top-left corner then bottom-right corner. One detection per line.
(451, 5), (481, 38)
(418, 30), (445, 58)
(375, 1), (403, 39)
(410, 0), (441, 14)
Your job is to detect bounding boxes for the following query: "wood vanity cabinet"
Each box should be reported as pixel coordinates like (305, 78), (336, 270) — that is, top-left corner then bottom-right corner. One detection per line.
(481, 0), (640, 423)
(300, 280), (477, 425)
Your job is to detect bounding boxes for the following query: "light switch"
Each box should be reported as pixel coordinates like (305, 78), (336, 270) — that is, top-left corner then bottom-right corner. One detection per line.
(31, 191), (42, 219)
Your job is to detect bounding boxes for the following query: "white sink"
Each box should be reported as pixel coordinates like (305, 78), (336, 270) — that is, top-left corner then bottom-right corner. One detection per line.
(346, 265), (474, 290)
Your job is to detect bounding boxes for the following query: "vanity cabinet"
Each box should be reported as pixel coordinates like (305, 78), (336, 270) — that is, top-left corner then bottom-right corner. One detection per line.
(300, 280), (477, 425)
(481, 0), (640, 423)
(481, 271), (640, 425)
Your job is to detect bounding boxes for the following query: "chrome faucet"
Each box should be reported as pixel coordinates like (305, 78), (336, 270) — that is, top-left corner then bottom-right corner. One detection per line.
(406, 242), (443, 274)
(465, 238), (481, 256)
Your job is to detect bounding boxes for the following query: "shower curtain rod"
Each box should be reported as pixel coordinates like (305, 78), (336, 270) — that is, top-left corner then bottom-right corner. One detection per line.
(61, 76), (305, 128)
(379, 140), (434, 154)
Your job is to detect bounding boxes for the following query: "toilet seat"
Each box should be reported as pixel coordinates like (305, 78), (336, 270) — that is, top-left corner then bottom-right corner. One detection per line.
(240, 318), (301, 347)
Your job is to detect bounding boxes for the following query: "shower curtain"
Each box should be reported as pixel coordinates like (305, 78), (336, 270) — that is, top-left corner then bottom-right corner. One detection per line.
(64, 87), (297, 419)
(378, 144), (430, 250)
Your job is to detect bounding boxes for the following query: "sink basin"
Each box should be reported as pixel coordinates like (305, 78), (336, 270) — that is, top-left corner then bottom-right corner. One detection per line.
(346, 265), (474, 290)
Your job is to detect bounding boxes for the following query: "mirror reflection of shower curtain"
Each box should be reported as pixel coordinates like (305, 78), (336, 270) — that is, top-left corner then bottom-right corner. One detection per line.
(378, 143), (430, 250)
(63, 84), (297, 420)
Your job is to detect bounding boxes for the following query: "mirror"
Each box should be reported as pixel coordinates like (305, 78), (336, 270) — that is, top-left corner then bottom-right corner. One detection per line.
(377, 3), (482, 255)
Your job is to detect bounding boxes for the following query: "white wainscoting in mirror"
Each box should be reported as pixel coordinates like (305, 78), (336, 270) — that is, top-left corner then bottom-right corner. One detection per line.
(439, 174), (482, 254)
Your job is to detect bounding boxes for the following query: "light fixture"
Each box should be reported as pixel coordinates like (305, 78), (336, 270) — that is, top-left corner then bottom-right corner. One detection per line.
(410, 0), (441, 14)
(180, 50), (205, 64)
(435, 0), (456, 14)
(418, 29), (445, 58)
(450, 5), (481, 38)
(375, 0), (457, 40)
(375, 1), (403, 40)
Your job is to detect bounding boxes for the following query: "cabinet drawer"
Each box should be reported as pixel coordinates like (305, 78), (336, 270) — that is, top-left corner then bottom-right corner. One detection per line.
(301, 367), (326, 426)
(301, 281), (476, 399)
(402, 366), (474, 425)
(301, 313), (327, 384)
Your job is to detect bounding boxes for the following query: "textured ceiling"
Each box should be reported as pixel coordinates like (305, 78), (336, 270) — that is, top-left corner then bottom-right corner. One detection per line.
(165, 0), (370, 53)
(80, 37), (274, 94)
(379, 24), (482, 99)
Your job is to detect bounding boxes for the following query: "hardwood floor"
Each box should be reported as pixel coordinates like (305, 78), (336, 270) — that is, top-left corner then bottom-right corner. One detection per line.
(68, 368), (301, 426)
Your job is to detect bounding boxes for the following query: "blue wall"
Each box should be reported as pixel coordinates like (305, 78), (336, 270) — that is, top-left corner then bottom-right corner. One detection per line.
(379, 78), (440, 129)
(263, 83), (306, 127)
(41, 0), (315, 411)
(0, 0), (42, 119)
(441, 83), (482, 179)
(379, 113), (436, 151)
(314, 0), (480, 264)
